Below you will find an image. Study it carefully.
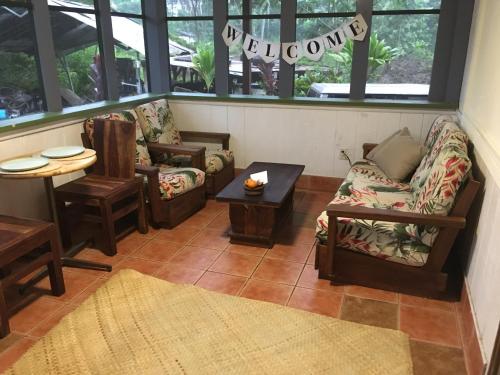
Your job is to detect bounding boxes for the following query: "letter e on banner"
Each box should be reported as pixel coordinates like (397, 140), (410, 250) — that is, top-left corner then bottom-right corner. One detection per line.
(302, 37), (325, 61)
(344, 14), (368, 41)
(281, 42), (303, 65)
(322, 28), (346, 52)
(258, 42), (280, 63)
(242, 34), (261, 59)
(222, 22), (243, 47)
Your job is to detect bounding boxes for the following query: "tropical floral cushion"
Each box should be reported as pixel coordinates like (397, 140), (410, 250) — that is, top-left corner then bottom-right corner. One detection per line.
(411, 146), (471, 216)
(83, 111), (152, 167)
(423, 114), (458, 149)
(157, 165), (205, 200)
(410, 122), (469, 197)
(316, 162), (431, 267)
(205, 150), (234, 174)
(134, 99), (182, 145)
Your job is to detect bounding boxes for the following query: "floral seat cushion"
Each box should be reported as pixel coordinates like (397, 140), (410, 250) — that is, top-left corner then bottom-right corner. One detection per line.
(342, 162), (412, 194)
(316, 163), (431, 267)
(157, 166), (205, 200)
(171, 150), (234, 174)
(83, 111), (152, 167)
(205, 150), (234, 174)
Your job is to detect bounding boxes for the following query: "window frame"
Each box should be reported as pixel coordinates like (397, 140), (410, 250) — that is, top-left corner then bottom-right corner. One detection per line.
(110, 7), (147, 98)
(0, 0), (475, 130)
(0, 0), (48, 116)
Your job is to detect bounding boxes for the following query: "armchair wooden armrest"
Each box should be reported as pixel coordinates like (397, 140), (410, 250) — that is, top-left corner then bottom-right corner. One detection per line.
(146, 143), (206, 157)
(135, 164), (159, 177)
(146, 143), (206, 171)
(362, 143), (378, 159)
(179, 131), (230, 150)
(326, 204), (465, 229)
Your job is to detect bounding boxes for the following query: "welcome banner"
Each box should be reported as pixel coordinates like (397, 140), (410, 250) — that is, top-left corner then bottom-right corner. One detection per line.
(222, 14), (368, 65)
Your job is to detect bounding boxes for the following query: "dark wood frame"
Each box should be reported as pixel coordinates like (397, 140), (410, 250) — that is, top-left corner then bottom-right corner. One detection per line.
(180, 131), (235, 197)
(216, 162), (304, 247)
(0, 217), (65, 337)
(316, 142), (481, 300)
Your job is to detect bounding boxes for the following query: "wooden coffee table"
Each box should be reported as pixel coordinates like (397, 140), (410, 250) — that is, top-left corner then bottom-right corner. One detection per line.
(216, 162), (304, 248)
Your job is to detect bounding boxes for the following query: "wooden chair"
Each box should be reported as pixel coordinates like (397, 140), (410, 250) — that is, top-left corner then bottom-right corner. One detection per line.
(0, 215), (65, 337)
(56, 119), (148, 255)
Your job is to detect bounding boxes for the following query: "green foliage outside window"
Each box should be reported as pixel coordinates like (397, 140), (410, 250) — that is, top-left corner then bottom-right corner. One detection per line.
(192, 44), (215, 92)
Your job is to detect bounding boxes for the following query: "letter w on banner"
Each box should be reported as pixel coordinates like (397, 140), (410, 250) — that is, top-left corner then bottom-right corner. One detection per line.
(222, 22), (243, 47)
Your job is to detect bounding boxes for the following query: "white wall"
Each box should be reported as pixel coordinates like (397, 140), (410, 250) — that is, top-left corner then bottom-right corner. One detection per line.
(459, 0), (500, 366)
(169, 100), (452, 177)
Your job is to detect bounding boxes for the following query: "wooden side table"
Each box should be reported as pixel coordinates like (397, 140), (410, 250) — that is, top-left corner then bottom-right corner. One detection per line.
(0, 150), (112, 290)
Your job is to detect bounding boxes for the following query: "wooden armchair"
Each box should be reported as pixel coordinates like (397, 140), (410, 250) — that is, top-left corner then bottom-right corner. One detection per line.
(133, 99), (235, 197)
(81, 114), (206, 229)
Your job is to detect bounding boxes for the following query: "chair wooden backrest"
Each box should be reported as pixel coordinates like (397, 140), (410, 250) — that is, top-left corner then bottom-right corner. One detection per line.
(92, 119), (136, 179)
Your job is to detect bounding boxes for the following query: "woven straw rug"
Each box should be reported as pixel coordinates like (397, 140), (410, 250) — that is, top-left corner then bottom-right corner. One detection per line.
(6, 270), (413, 374)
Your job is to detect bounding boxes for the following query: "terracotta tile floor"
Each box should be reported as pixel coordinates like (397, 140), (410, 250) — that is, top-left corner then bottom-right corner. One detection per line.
(0, 190), (470, 374)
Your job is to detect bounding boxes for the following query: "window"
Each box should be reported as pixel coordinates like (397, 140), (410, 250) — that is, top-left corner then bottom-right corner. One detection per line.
(295, 1), (356, 98)
(49, 4), (103, 107)
(229, 0), (281, 96)
(111, 3), (147, 98)
(0, 0), (476, 126)
(367, 0), (441, 99)
(110, 0), (141, 14)
(0, 5), (44, 119)
(166, 0), (215, 93)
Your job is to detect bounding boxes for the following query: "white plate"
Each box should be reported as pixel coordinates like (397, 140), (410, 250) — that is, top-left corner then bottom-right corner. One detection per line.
(41, 146), (85, 159)
(0, 157), (49, 172)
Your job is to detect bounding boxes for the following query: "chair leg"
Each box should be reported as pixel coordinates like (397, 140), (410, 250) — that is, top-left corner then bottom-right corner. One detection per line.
(136, 182), (148, 234)
(0, 287), (10, 338)
(99, 199), (117, 256)
(48, 235), (65, 296)
(317, 245), (331, 280)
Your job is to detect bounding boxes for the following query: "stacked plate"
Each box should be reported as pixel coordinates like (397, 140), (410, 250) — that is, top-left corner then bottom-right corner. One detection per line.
(41, 146), (85, 159)
(0, 157), (49, 172)
(0, 146), (85, 172)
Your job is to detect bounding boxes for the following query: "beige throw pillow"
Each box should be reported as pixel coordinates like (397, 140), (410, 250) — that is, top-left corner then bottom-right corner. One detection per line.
(370, 128), (427, 181)
(366, 127), (410, 160)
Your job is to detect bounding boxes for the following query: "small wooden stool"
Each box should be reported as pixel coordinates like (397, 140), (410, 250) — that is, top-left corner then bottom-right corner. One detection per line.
(0, 215), (65, 337)
(55, 175), (147, 255)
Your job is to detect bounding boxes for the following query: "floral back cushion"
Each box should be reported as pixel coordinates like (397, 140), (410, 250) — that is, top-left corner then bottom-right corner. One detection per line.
(134, 99), (182, 145)
(82, 111), (152, 167)
(410, 122), (468, 195)
(423, 114), (458, 149)
(411, 146), (471, 216)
